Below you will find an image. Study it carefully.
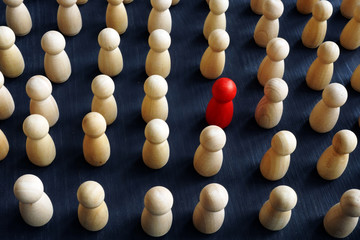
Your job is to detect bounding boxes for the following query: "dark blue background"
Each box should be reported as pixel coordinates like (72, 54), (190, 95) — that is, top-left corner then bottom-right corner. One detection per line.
(0, 0), (360, 239)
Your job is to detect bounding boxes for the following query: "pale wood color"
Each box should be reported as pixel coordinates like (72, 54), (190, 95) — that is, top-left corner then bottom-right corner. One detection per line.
(23, 114), (56, 167)
(193, 125), (226, 177)
(4, 0), (32, 36)
(306, 41), (340, 91)
(200, 29), (229, 79)
(91, 74), (117, 125)
(26, 75), (59, 127)
(0, 71), (15, 120)
(193, 183), (228, 234)
(172, 0), (179, 5)
(203, 0), (228, 40)
(259, 185), (297, 231)
(106, 0), (128, 35)
(250, 0), (265, 15)
(324, 189), (360, 238)
(309, 83), (348, 133)
(351, 64), (360, 92)
(13, 174), (53, 227)
(296, 0), (319, 14)
(260, 130), (297, 181)
(124, 0), (133, 3)
(148, 0), (172, 34)
(57, 0), (82, 36)
(301, 0), (333, 48)
(82, 112), (110, 167)
(255, 78), (288, 129)
(98, 28), (123, 77)
(254, 0), (284, 48)
(146, 29), (171, 78)
(141, 186), (173, 237)
(0, 129), (9, 161)
(340, 5), (360, 50)
(77, 0), (88, 4)
(77, 181), (108, 231)
(341, 0), (360, 19)
(257, 37), (289, 86)
(142, 119), (170, 169)
(0, 26), (24, 78)
(317, 130), (357, 180)
(41, 30), (71, 83)
(141, 75), (168, 123)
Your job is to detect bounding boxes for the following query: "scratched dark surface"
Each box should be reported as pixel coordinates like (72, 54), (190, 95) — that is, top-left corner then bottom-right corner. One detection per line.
(0, 0), (360, 239)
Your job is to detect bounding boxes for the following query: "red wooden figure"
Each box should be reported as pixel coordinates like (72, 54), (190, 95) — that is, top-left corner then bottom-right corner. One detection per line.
(206, 78), (237, 128)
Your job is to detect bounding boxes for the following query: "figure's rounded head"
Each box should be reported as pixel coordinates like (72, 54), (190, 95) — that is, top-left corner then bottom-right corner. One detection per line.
(271, 130), (297, 156)
(26, 75), (52, 101)
(91, 75), (115, 98)
(23, 114), (49, 140)
(340, 189), (360, 217)
(77, 181), (105, 208)
(269, 185), (297, 211)
(144, 75), (168, 99)
(148, 29), (171, 52)
(312, 0), (333, 21)
(209, 0), (229, 15)
(317, 41), (339, 64)
(200, 125), (226, 152)
(150, 0), (172, 11)
(208, 29), (230, 52)
(263, 0), (284, 20)
(82, 112), (107, 137)
(0, 26), (15, 50)
(212, 77), (237, 102)
(145, 119), (169, 143)
(199, 183), (229, 212)
(41, 30), (66, 55)
(144, 186), (173, 215)
(332, 130), (357, 154)
(14, 174), (44, 204)
(3, 0), (23, 7)
(322, 83), (347, 108)
(264, 78), (288, 102)
(266, 37), (290, 61)
(98, 28), (120, 51)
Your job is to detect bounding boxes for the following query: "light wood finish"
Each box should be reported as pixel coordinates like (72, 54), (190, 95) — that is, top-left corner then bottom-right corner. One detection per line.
(77, 0), (88, 5)
(259, 185), (297, 231)
(0, 71), (15, 120)
(193, 183), (228, 234)
(82, 112), (110, 167)
(250, 0), (265, 15)
(14, 174), (53, 227)
(106, 0), (128, 35)
(141, 186), (173, 237)
(306, 41), (339, 91)
(324, 189), (360, 238)
(98, 28), (123, 77)
(171, 0), (179, 5)
(0, 26), (24, 78)
(91, 74), (117, 125)
(23, 114), (56, 167)
(123, 0), (133, 3)
(200, 29), (229, 79)
(254, 0), (284, 48)
(57, 0), (82, 36)
(340, 0), (360, 19)
(77, 181), (108, 231)
(257, 37), (289, 86)
(351, 64), (360, 92)
(203, 0), (228, 40)
(0, 129), (9, 161)
(4, 0), (32, 36)
(260, 130), (297, 181)
(340, 5), (360, 50)
(296, 0), (319, 14)
(146, 29), (171, 78)
(148, 0), (172, 33)
(301, 0), (333, 48)
(309, 83), (348, 133)
(193, 125), (226, 177)
(41, 30), (71, 83)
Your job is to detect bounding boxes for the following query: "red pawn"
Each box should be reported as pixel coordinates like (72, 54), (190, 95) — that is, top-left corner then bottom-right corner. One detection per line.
(206, 78), (237, 128)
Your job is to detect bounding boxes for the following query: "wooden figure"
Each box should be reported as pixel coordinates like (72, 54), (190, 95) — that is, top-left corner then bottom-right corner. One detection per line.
(172, 0), (179, 5)
(340, 0), (360, 19)
(351, 64), (360, 92)
(250, 0), (265, 15)
(255, 78), (288, 129)
(0, 129), (9, 161)
(145, 29), (171, 78)
(141, 186), (173, 237)
(317, 130), (357, 180)
(306, 41), (340, 91)
(260, 131), (297, 181)
(0, 26), (25, 78)
(77, 0), (88, 4)
(82, 112), (110, 167)
(254, 0), (284, 48)
(296, 0), (319, 15)
(324, 189), (360, 238)
(23, 114), (56, 167)
(57, 0), (82, 36)
(200, 29), (230, 80)
(259, 185), (297, 231)
(257, 37), (289, 86)
(148, 0), (172, 34)
(193, 183), (228, 234)
(26, 75), (59, 127)
(309, 83), (348, 133)
(141, 75), (168, 123)
(98, 28), (123, 77)
(193, 125), (226, 177)
(142, 119), (169, 169)
(13, 174), (53, 227)
(106, 0), (128, 35)
(205, 77), (236, 128)
(41, 30), (71, 83)
(77, 181), (108, 231)
(91, 74), (117, 125)
(124, 0), (133, 3)
(301, 0), (333, 49)
(203, 0), (229, 40)
(3, 0), (32, 36)
(340, 5), (360, 50)
(0, 71), (15, 120)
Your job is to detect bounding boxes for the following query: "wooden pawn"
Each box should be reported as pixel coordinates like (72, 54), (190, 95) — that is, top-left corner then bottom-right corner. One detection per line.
(0, 129), (9, 161)
(3, 0), (32, 36)
(171, 0), (179, 5)
(0, 71), (15, 120)
(203, 0), (229, 40)
(250, 0), (265, 15)
(351, 64), (360, 92)
(296, 0), (319, 15)
(123, 0), (133, 3)
(57, 0), (82, 36)
(148, 0), (172, 33)
(340, 0), (360, 19)
(77, 0), (88, 4)
(106, 0), (128, 35)
(340, 5), (360, 50)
